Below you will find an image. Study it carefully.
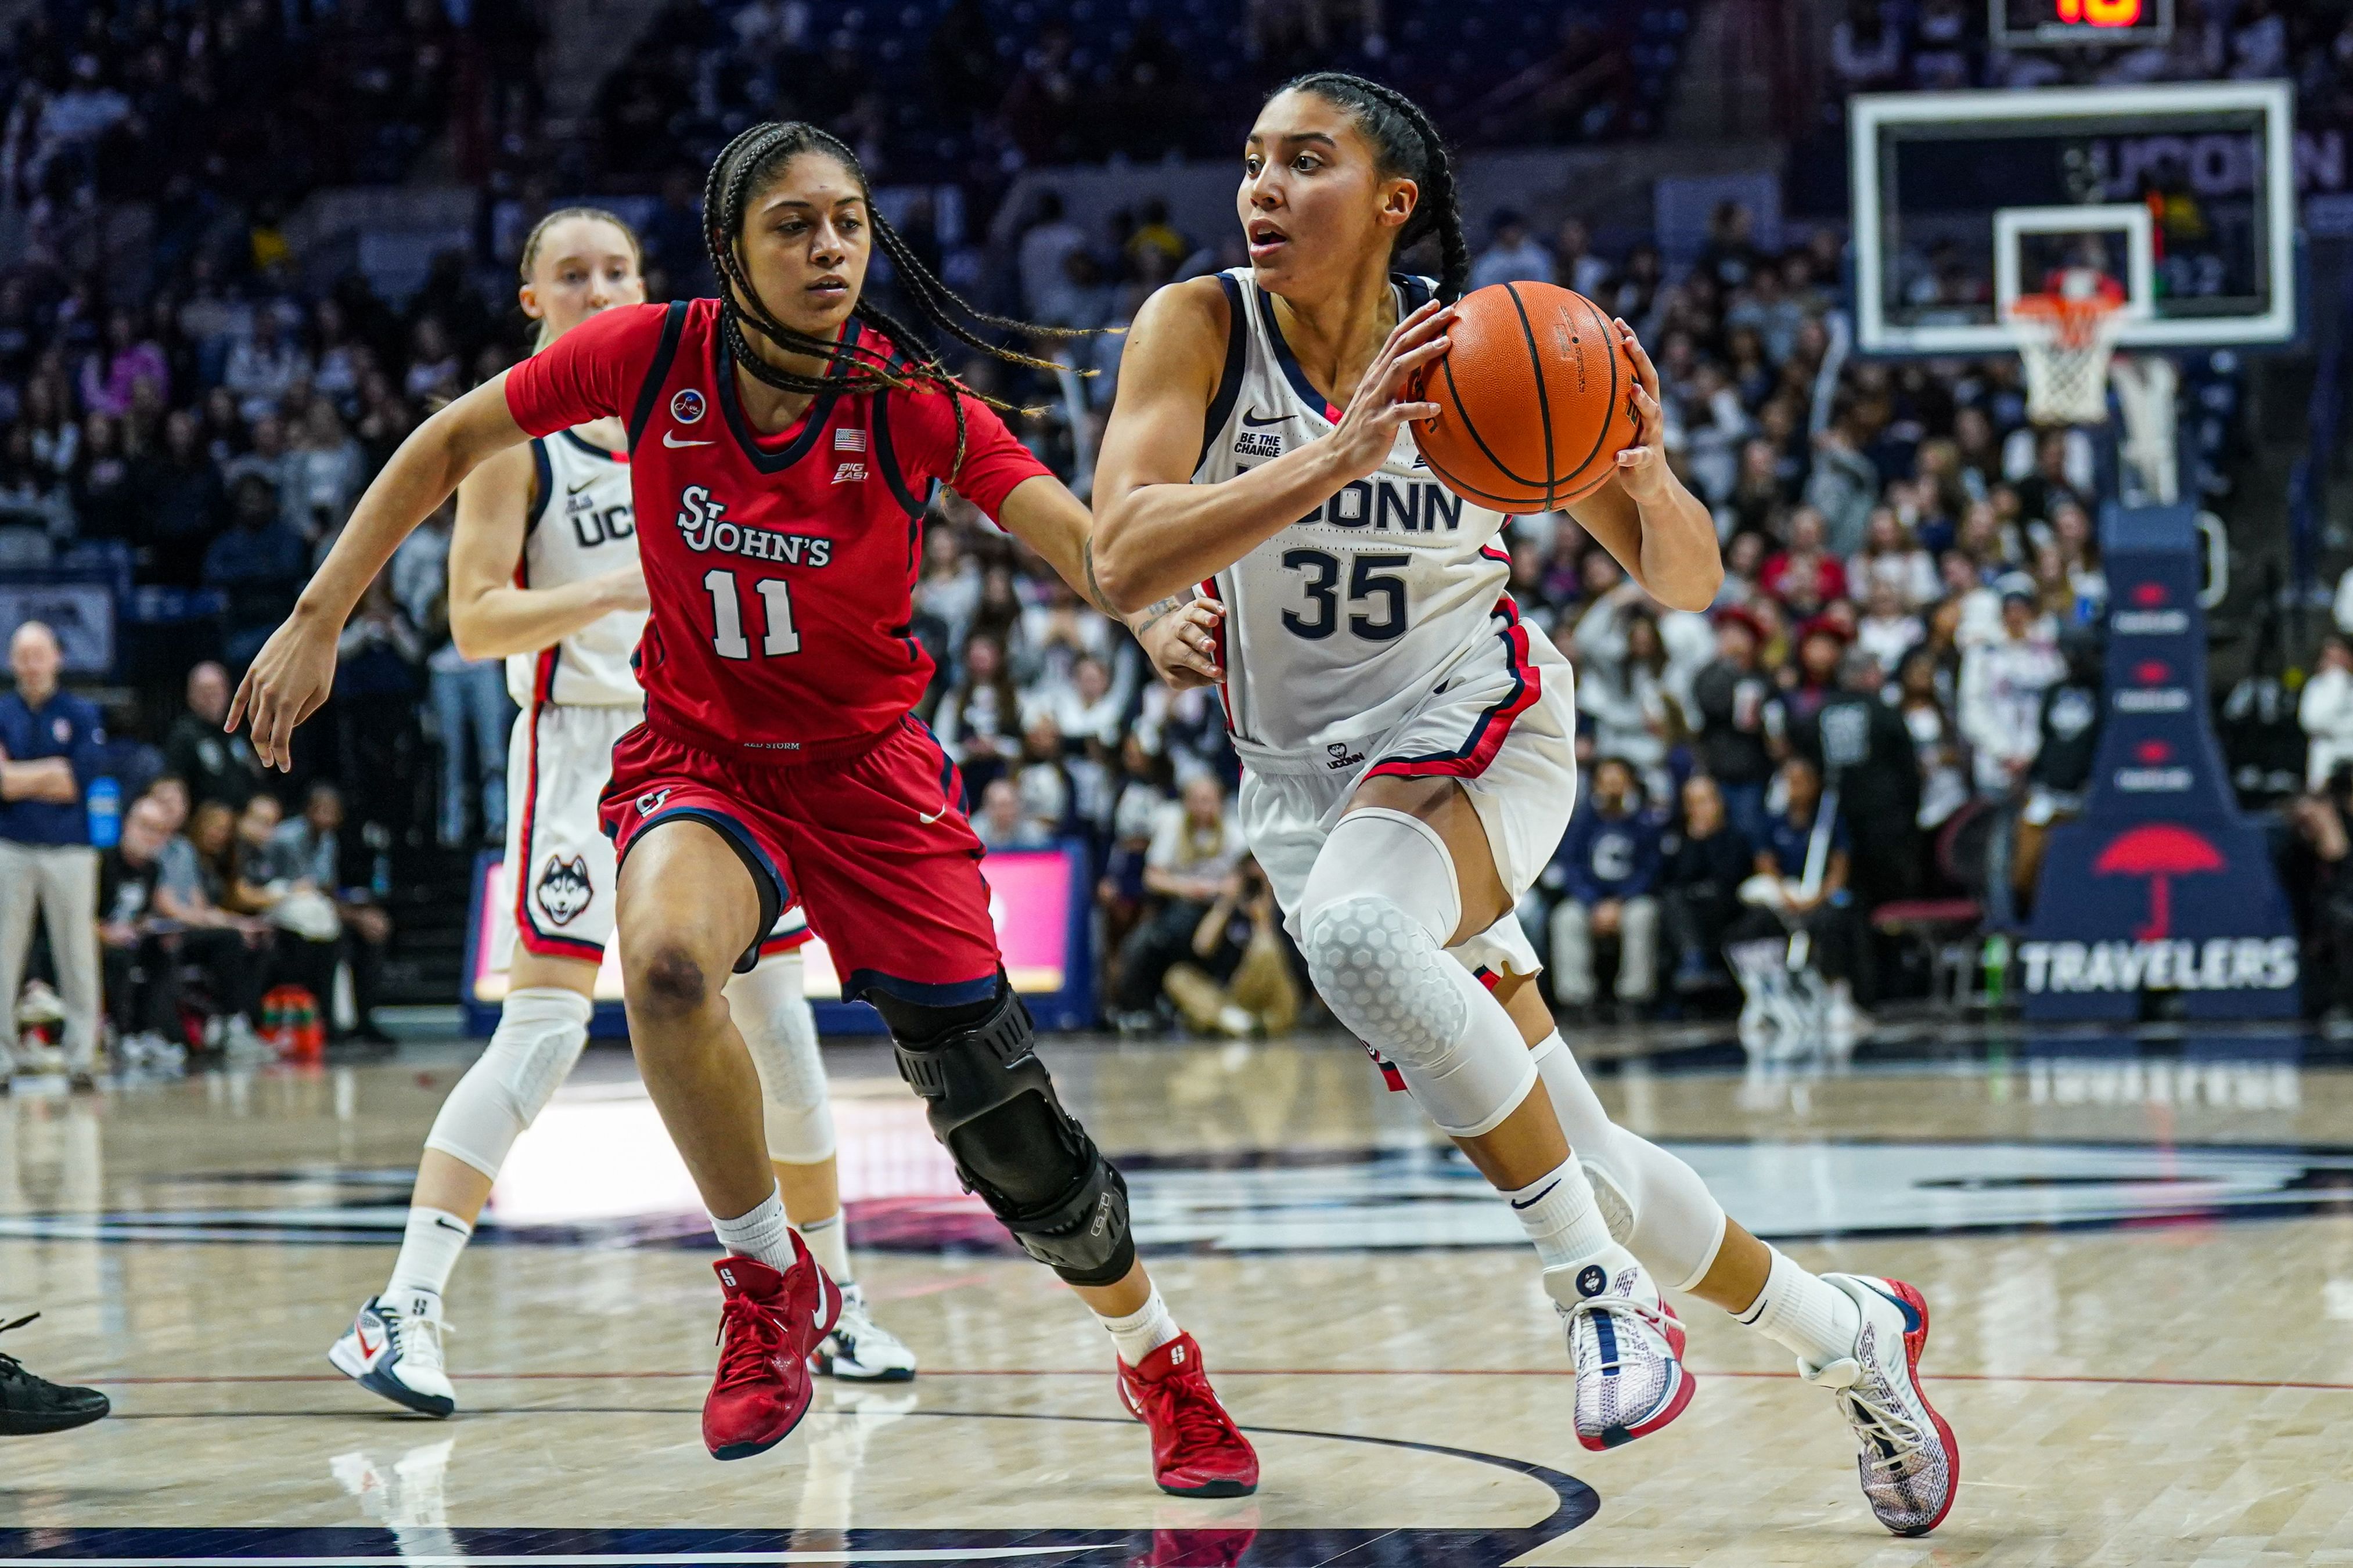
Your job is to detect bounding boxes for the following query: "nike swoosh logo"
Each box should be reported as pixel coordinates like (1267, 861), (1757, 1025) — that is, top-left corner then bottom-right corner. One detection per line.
(663, 432), (714, 448)
(355, 1326), (380, 1359)
(918, 805), (949, 824)
(1510, 1179), (1561, 1211)
(566, 475), (598, 495)
(434, 1216), (467, 1233)
(814, 1288), (832, 1331)
(1863, 1281), (1922, 1335)
(1242, 408), (1293, 427)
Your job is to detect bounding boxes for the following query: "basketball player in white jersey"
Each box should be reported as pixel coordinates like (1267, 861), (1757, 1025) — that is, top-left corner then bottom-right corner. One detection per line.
(329, 209), (914, 1416)
(1092, 75), (1959, 1535)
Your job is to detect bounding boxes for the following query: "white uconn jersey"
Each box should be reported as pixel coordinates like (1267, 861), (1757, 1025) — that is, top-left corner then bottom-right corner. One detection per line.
(506, 428), (645, 708)
(1193, 270), (1515, 754)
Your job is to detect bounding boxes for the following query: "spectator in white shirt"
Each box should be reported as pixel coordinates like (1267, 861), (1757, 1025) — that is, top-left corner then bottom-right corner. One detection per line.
(1855, 580), (1924, 677)
(222, 309), (311, 423)
(1017, 191), (1089, 324)
(1848, 508), (1941, 610)
(1958, 590), (2064, 795)
(2301, 636), (2353, 790)
(1044, 651), (1129, 751)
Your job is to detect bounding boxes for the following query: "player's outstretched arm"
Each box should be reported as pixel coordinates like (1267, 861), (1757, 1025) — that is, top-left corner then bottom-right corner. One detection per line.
(996, 474), (1222, 689)
(1563, 320), (1723, 614)
(228, 376), (531, 769)
(446, 443), (647, 661)
(1088, 281), (1451, 613)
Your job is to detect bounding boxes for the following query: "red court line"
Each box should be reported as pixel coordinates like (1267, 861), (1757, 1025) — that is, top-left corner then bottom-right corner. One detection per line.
(86, 1368), (2353, 1393)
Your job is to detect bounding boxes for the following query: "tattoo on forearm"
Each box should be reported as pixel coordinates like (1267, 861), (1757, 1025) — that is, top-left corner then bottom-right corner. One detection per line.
(1080, 536), (1118, 620)
(1130, 595), (1185, 636)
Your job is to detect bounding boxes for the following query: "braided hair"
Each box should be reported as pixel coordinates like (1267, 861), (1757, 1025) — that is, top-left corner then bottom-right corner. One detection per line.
(1275, 73), (1471, 304)
(701, 121), (1081, 475)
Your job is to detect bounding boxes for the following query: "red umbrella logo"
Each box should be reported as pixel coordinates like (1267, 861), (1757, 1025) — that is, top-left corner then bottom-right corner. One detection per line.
(2093, 824), (2224, 941)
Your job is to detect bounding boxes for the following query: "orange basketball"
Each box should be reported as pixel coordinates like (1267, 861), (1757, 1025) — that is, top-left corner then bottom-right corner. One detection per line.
(1411, 282), (1638, 512)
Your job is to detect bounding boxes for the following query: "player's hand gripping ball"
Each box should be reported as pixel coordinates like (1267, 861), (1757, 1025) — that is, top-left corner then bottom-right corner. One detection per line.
(1409, 283), (1640, 511)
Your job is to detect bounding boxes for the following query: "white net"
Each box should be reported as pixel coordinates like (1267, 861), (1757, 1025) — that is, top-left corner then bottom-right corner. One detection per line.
(2009, 290), (2126, 427)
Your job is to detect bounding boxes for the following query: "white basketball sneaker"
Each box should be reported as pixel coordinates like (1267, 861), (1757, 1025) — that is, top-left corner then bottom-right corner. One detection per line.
(328, 1289), (455, 1417)
(1800, 1274), (1960, 1537)
(812, 1284), (917, 1382)
(1549, 1250), (1696, 1451)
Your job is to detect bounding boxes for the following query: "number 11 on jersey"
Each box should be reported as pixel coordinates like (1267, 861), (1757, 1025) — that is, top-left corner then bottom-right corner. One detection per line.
(704, 568), (802, 659)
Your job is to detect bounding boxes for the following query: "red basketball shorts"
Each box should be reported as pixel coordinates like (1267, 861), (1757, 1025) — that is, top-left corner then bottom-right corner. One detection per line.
(598, 715), (1000, 1006)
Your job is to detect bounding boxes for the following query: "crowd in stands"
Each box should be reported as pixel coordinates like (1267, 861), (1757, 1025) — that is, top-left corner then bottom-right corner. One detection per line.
(586, 0), (1686, 203)
(0, 0), (541, 262)
(6, 0), (2344, 1062)
(0, 160), (2258, 1055)
(1827, 0), (2346, 98)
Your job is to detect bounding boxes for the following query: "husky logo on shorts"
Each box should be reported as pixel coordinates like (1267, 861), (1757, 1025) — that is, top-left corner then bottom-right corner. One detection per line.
(1326, 741), (1365, 770)
(636, 788), (673, 816)
(535, 855), (594, 926)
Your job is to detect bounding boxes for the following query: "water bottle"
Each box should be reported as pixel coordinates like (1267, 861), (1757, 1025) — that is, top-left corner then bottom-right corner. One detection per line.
(86, 776), (120, 849)
(1981, 932), (2010, 1007)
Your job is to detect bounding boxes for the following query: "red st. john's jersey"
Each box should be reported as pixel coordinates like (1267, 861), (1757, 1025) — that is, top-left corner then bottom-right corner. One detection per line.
(502, 298), (1052, 754)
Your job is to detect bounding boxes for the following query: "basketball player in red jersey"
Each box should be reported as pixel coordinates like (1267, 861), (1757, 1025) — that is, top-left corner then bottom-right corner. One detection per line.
(227, 121), (1255, 1494)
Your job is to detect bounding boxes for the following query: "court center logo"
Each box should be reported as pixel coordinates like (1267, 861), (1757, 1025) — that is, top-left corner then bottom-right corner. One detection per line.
(534, 855), (593, 925)
(670, 388), (706, 424)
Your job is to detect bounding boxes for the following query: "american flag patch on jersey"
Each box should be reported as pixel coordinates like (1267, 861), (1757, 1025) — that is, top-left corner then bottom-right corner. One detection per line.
(834, 428), (868, 452)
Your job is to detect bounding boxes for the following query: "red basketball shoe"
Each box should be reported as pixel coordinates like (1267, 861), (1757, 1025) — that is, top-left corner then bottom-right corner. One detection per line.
(1116, 1333), (1258, 1498)
(703, 1238), (841, 1461)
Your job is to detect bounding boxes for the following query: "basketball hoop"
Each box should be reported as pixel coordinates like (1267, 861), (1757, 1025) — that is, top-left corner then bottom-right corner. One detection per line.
(2009, 282), (2127, 427)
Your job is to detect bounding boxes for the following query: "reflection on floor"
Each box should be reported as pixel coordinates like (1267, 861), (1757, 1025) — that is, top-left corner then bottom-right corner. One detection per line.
(1, 1021), (2349, 1565)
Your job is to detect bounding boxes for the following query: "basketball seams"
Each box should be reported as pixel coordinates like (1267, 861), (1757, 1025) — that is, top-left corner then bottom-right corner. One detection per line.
(1434, 339), (1544, 497)
(1502, 283), (1556, 511)
(1418, 439), (1614, 514)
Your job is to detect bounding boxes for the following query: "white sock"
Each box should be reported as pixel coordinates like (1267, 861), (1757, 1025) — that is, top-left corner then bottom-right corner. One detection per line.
(1506, 1158), (1617, 1275)
(1737, 1248), (1862, 1367)
(796, 1210), (852, 1288)
(387, 1207), (472, 1299)
(711, 1189), (798, 1274)
(1096, 1286), (1182, 1367)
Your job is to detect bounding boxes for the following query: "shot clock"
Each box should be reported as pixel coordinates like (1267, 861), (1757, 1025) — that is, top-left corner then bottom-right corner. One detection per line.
(1994, 0), (2173, 47)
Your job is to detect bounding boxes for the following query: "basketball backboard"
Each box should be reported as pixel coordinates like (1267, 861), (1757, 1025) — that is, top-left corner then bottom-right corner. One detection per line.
(1851, 82), (2297, 354)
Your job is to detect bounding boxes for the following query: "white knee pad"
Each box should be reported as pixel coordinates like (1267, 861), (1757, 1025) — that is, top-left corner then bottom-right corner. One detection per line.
(725, 951), (837, 1165)
(1530, 1034), (1727, 1290)
(1300, 810), (1534, 1139)
(423, 987), (593, 1178)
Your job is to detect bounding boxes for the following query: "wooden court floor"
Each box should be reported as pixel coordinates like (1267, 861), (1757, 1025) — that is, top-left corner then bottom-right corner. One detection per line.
(0, 1025), (2348, 1566)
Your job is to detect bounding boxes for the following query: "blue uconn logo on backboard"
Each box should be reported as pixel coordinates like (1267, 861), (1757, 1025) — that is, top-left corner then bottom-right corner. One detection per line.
(1298, 477), (1464, 534)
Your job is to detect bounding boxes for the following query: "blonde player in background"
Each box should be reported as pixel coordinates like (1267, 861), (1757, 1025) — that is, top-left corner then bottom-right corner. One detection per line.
(329, 208), (913, 1417)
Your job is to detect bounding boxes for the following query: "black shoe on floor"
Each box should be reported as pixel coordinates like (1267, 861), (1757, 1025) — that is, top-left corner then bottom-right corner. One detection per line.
(66, 1072), (97, 1095)
(0, 1314), (109, 1435)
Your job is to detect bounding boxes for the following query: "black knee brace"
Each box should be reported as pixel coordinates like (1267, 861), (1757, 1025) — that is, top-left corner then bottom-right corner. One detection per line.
(882, 983), (1135, 1287)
